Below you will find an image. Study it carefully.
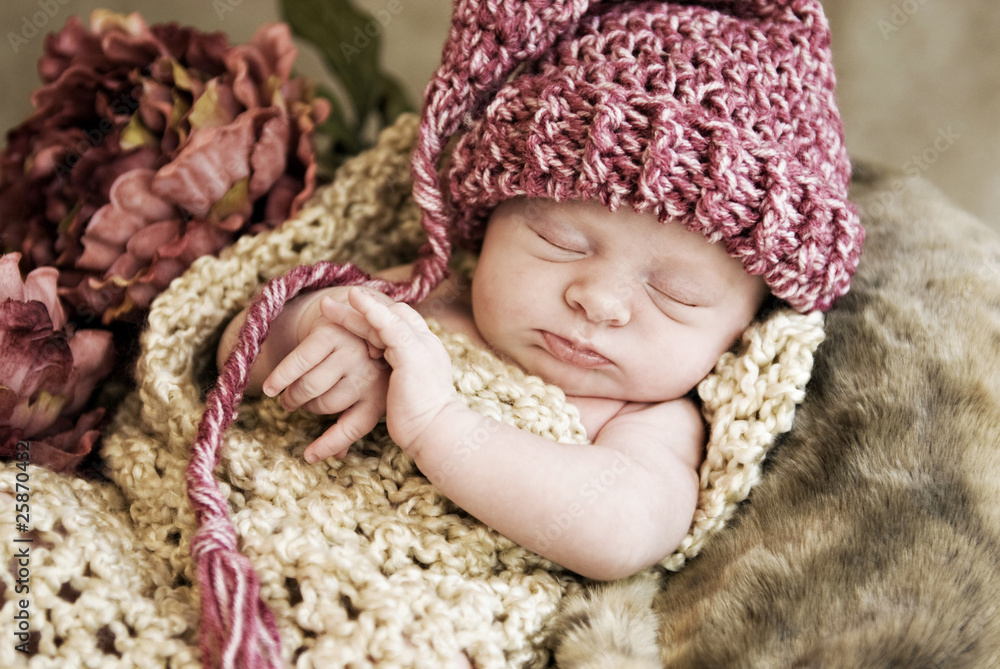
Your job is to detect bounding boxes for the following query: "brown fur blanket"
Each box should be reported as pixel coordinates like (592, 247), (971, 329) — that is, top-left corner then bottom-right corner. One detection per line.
(552, 164), (1000, 667)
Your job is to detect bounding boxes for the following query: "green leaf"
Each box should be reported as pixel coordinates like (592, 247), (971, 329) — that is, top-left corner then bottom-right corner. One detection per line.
(313, 84), (364, 174)
(209, 178), (250, 222)
(377, 73), (414, 123)
(281, 0), (415, 166)
(119, 114), (157, 150)
(281, 0), (381, 123)
(188, 80), (231, 131)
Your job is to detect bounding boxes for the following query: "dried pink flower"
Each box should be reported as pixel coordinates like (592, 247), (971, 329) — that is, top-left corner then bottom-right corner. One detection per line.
(0, 11), (329, 323)
(0, 253), (114, 473)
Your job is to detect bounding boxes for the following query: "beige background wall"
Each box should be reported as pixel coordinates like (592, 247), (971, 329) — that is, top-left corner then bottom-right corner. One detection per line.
(2, 0), (998, 231)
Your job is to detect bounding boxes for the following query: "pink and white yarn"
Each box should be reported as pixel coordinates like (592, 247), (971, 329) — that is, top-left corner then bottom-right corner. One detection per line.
(446, 0), (864, 312)
(186, 0), (864, 665)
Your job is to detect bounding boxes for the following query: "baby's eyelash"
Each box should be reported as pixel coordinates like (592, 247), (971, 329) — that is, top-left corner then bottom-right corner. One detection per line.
(536, 232), (582, 253)
(647, 283), (699, 308)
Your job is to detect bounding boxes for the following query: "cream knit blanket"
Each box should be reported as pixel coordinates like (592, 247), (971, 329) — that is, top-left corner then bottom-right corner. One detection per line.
(0, 114), (823, 668)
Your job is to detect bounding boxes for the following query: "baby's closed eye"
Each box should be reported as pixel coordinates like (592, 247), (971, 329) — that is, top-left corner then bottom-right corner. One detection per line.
(527, 220), (589, 255)
(645, 281), (702, 309)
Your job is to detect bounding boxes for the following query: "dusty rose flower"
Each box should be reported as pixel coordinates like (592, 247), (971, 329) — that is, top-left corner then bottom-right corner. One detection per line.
(0, 253), (114, 473)
(0, 11), (329, 323)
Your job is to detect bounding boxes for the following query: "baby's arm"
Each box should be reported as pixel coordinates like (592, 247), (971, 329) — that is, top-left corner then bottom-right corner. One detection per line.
(331, 287), (703, 580)
(420, 398), (702, 580)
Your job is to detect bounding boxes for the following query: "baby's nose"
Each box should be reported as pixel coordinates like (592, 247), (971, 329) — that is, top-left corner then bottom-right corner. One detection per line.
(565, 272), (632, 325)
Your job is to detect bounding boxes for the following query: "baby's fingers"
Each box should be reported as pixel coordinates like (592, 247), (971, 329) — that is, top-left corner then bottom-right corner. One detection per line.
(264, 320), (358, 397)
(263, 334), (328, 397)
(320, 296), (387, 351)
(303, 399), (383, 464)
(347, 287), (429, 350)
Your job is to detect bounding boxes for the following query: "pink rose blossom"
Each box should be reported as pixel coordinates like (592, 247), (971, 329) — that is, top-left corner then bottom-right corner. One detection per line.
(0, 11), (329, 323)
(0, 253), (114, 473)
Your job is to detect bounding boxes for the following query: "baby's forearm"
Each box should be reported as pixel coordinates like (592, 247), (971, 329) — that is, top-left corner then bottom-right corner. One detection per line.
(409, 403), (697, 580)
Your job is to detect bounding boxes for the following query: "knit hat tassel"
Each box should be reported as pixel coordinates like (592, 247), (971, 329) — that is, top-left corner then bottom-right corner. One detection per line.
(187, 263), (378, 668)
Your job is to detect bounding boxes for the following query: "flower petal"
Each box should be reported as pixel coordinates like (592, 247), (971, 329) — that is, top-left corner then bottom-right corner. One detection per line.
(78, 169), (177, 271)
(248, 114), (289, 200)
(22, 266), (65, 331)
(150, 114), (261, 216)
(63, 329), (114, 414)
(2, 11), (324, 327)
(0, 254), (26, 302)
(3, 390), (68, 438)
(188, 79), (240, 131)
(0, 407), (106, 474)
(0, 300), (71, 405)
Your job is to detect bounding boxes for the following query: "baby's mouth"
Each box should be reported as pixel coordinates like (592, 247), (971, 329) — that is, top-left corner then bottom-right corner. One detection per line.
(539, 331), (612, 368)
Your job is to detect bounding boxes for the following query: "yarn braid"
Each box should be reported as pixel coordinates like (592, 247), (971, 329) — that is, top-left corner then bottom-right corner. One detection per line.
(189, 250), (468, 668)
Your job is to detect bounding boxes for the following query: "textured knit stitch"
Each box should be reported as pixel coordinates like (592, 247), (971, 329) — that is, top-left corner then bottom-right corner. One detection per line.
(0, 114), (823, 667)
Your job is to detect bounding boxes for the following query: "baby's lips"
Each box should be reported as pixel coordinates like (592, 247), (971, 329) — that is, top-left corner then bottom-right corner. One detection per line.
(541, 330), (613, 368)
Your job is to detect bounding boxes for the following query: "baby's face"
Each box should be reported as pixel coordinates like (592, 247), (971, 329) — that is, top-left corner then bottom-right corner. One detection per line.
(471, 198), (768, 402)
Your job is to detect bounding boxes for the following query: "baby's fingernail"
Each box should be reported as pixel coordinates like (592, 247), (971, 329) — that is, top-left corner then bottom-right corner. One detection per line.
(262, 384), (276, 397)
(304, 451), (318, 464)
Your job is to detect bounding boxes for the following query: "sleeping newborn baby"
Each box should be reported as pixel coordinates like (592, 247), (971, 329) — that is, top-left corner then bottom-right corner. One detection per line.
(219, 196), (768, 580)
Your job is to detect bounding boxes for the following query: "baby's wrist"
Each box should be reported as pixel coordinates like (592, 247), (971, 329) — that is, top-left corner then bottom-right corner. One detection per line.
(402, 398), (471, 465)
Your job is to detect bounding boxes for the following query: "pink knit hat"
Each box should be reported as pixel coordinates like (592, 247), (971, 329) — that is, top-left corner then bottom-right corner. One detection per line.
(410, 0), (865, 312)
(190, 2), (864, 665)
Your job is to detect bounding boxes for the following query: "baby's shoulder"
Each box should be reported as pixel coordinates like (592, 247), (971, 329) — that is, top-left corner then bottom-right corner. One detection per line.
(600, 397), (704, 470)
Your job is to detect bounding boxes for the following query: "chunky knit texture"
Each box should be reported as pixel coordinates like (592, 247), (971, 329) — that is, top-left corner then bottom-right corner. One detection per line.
(170, 0), (862, 662)
(0, 114), (823, 667)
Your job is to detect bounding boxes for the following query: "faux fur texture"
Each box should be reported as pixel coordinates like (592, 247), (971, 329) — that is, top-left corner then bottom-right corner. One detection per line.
(551, 164), (1000, 668)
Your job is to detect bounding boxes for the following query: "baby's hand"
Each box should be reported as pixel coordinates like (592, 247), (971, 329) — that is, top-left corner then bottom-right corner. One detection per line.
(320, 288), (461, 455)
(262, 296), (390, 463)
